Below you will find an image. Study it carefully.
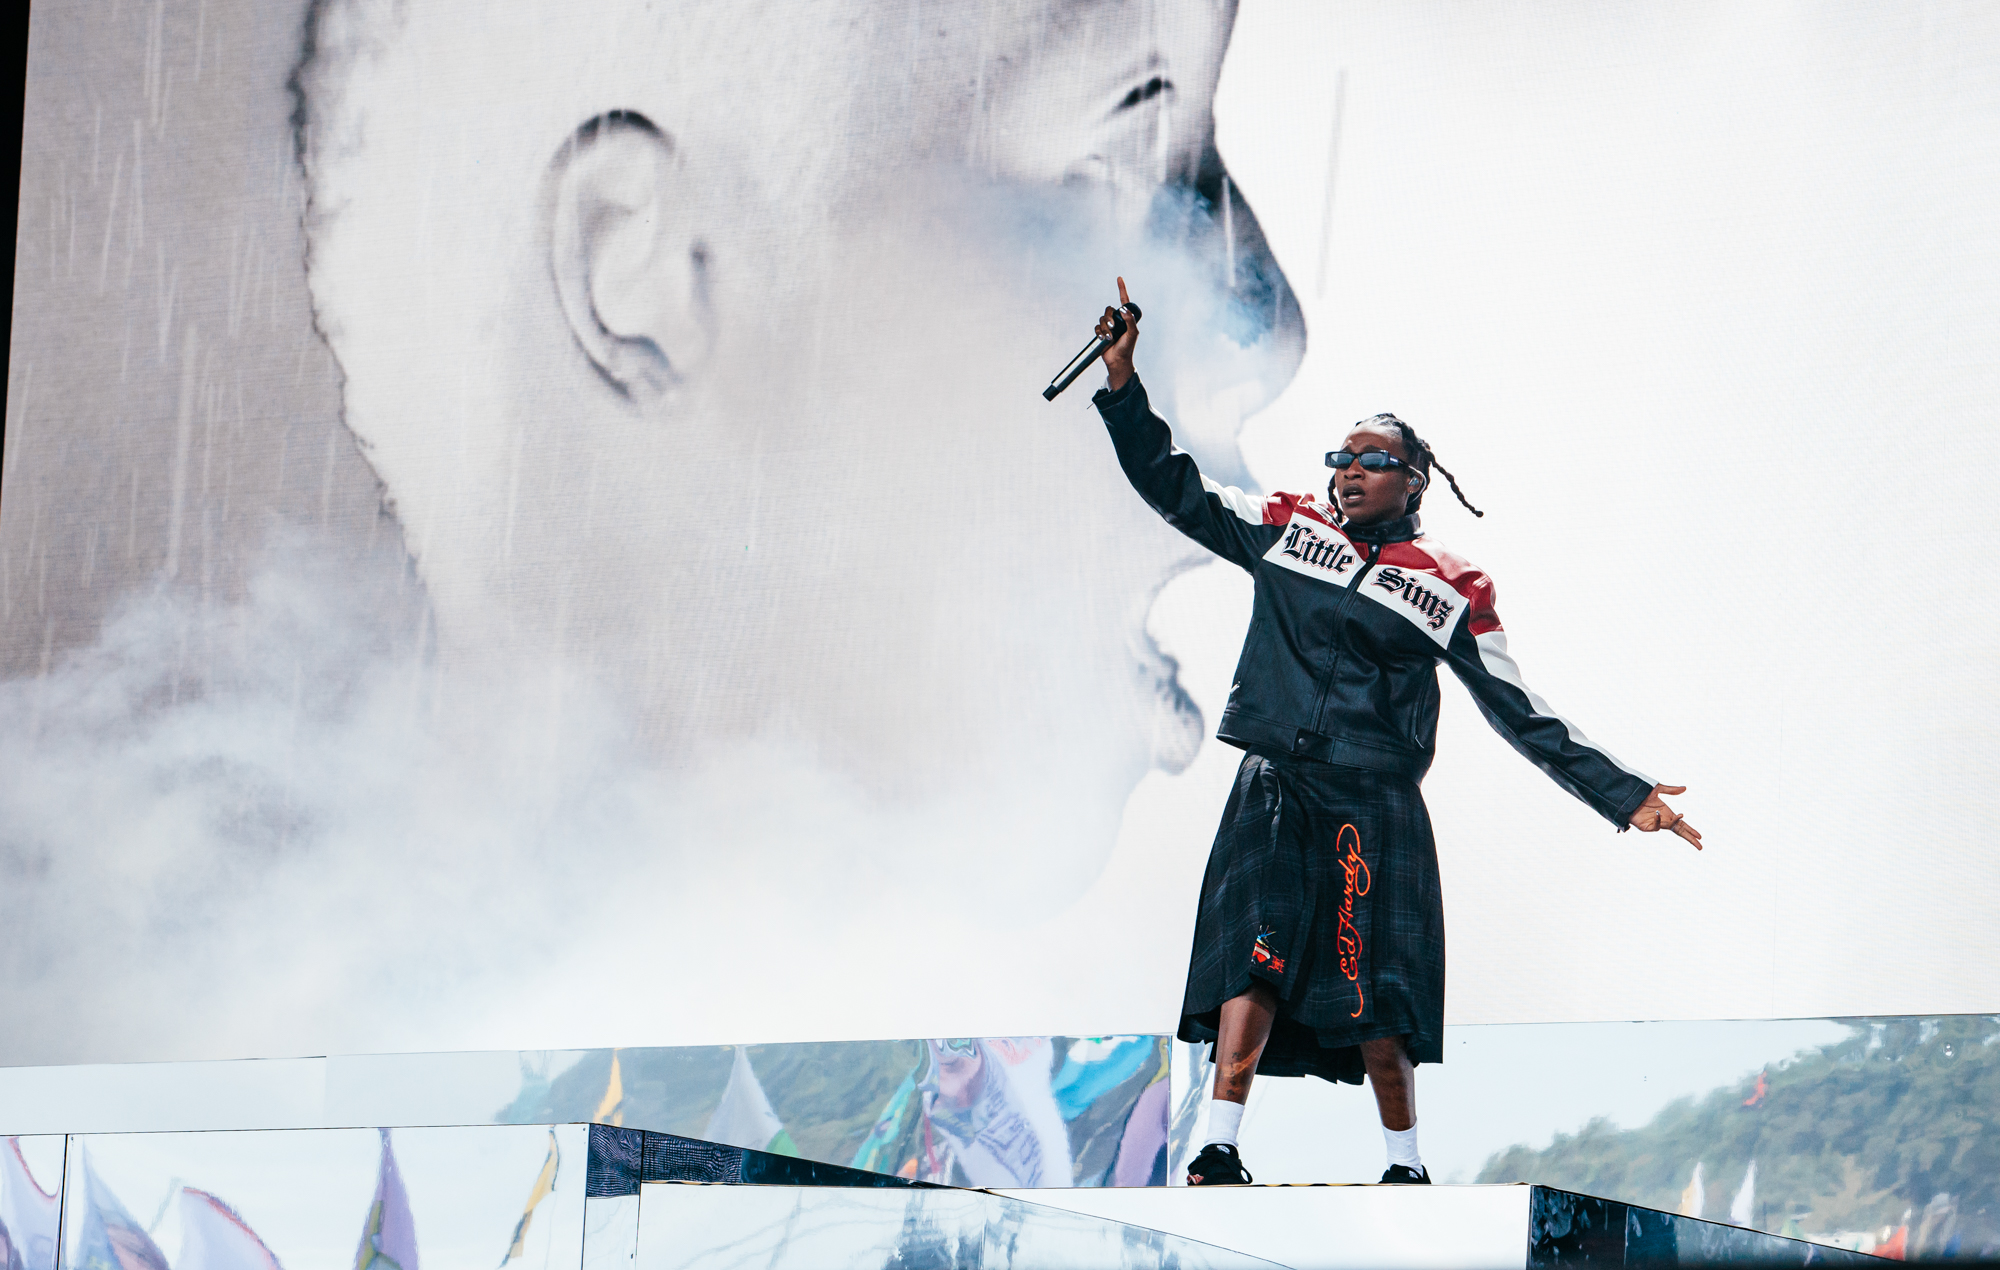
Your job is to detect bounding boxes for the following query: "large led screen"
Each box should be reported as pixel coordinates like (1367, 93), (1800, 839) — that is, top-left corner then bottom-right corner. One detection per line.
(3, 0), (1998, 1064)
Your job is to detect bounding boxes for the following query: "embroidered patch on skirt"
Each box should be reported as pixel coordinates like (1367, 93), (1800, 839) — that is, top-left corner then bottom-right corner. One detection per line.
(1177, 749), (1445, 1084)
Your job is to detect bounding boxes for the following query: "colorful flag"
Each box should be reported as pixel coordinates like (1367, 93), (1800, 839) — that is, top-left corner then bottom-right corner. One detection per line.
(1110, 1077), (1172, 1188)
(1741, 1069), (1768, 1108)
(1878, 1220), (1909, 1261)
(1049, 1037), (1153, 1122)
(497, 1132), (559, 1267)
(70, 1147), (170, 1270)
(848, 1064), (922, 1176)
(353, 1131), (418, 1270)
(1166, 1041), (1212, 1185)
(1679, 1162), (1705, 1219)
(703, 1048), (797, 1156)
(177, 1189), (282, 1270)
(0, 1139), (59, 1270)
(1729, 1161), (1756, 1227)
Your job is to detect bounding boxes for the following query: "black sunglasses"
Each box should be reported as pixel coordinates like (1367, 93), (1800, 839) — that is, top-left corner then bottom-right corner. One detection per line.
(1325, 449), (1412, 472)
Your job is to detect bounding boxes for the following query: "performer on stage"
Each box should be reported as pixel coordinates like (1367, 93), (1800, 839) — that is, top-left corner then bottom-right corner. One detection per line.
(1087, 279), (1701, 1187)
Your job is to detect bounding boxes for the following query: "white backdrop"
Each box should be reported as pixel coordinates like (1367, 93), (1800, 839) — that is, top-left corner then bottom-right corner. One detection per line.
(1189, 0), (2000, 1023)
(2, 0), (1996, 1064)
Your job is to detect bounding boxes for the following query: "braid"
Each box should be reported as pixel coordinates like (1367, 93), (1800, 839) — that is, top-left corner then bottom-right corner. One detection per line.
(1411, 438), (1485, 518)
(1357, 413), (1486, 518)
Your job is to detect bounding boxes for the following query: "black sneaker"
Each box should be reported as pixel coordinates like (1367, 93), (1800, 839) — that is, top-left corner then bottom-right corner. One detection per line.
(1187, 1143), (1254, 1186)
(1379, 1164), (1430, 1184)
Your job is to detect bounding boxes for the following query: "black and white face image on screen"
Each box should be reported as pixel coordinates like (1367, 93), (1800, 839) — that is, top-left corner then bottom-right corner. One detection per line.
(289, 0), (1301, 805)
(2, 0), (1308, 1061)
(3, 0), (1998, 1064)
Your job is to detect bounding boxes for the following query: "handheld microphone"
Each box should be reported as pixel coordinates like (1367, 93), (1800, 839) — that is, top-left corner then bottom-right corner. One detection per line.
(1042, 301), (1142, 401)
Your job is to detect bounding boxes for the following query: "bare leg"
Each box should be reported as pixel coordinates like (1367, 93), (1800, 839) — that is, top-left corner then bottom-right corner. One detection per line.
(1360, 1035), (1415, 1131)
(1211, 981), (1279, 1103)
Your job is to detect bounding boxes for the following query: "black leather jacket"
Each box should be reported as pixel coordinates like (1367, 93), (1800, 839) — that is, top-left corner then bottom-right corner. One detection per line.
(1096, 376), (1653, 829)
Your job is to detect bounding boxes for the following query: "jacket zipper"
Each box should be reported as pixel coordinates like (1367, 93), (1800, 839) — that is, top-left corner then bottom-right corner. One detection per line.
(1308, 541), (1381, 734)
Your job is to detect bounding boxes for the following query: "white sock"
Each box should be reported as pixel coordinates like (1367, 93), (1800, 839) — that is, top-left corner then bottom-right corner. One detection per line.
(1203, 1098), (1246, 1148)
(1382, 1121), (1423, 1173)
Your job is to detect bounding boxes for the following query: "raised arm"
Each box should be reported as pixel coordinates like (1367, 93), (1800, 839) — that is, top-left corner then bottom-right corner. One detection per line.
(1089, 279), (1280, 571)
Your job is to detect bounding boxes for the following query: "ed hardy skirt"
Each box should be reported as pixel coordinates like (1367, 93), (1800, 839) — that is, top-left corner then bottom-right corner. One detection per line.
(1178, 749), (1445, 1084)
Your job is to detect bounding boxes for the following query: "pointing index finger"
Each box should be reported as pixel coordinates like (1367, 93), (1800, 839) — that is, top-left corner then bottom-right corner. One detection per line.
(1116, 276), (1130, 306)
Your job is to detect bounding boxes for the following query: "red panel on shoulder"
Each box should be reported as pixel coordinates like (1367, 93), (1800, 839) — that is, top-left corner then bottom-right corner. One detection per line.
(1266, 491), (1339, 529)
(1385, 538), (1504, 636)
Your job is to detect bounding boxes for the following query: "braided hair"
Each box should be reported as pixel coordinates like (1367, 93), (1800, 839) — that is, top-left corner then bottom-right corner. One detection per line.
(1354, 412), (1484, 518)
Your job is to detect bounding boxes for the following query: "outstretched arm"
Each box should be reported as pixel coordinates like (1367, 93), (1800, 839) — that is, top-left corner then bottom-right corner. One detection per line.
(1091, 278), (1283, 572)
(1443, 605), (1702, 847)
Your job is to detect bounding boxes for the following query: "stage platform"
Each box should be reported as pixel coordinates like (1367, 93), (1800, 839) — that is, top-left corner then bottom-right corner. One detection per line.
(991, 1183), (1878, 1268)
(595, 1124), (1872, 1268)
(3, 1119), (1875, 1270)
(1, 1031), (1950, 1260)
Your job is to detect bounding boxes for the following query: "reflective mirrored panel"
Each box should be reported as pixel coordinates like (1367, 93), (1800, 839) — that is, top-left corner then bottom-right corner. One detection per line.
(632, 1184), (1284, 1270)
(0, 1036), (1174, 1190)
(510, 1038), (1172, 1188)
(2, 1011), (1991, 1262)
(0, 1062), (328, 1137)
(3, 1136), (65, 1270)
(635, 1185), (987, 1270)
(993, 1186), (1533, 1270)
(978, 1192), (1288, 1270)
(580, 1196), (637, 1270)
(1168, 1015), (2000, 1258)
(55, 1125), (586, 1270)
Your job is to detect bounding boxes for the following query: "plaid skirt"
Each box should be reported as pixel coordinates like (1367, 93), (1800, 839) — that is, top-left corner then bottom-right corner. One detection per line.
(1178, 750), (1445, 1084)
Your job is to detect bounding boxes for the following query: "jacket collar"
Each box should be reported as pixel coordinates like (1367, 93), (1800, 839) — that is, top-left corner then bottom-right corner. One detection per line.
(1341, 512), (1422, 545)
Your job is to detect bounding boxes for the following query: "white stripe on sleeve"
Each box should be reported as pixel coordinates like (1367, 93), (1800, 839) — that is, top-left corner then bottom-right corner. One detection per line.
(1200, 471), (1267, 526)
(1473, 630), (1654, 784)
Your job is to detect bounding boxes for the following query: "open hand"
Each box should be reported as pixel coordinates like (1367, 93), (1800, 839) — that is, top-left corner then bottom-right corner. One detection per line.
(1629, 784), (1702, 849)
(1095, 276), (1141, 391)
